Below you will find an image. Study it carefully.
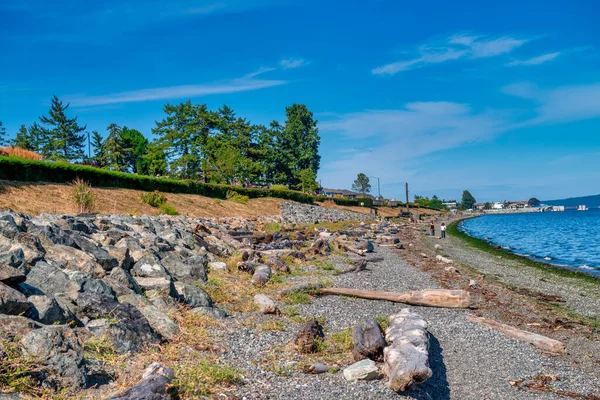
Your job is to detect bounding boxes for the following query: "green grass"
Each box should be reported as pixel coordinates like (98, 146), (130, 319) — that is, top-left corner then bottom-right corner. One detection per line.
(283, 291), (312, 305)
(376, 315), (390, 332)
(264, 221), (282, 233)
(173, 358), (243, 397)
(447, 219), (600, 286)
(226, 190), (249, 204)
(159, 203), (179, 215)
(257, 319), (287, 331)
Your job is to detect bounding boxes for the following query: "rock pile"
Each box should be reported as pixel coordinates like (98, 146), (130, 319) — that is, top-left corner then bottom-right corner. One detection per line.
(281, 202), (375, 224)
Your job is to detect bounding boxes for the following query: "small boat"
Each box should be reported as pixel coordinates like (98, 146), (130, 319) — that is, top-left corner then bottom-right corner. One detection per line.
(577, 205), (588, 211)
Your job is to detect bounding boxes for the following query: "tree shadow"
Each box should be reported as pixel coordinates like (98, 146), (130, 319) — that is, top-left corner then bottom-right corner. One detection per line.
(403, 334), (450, 400)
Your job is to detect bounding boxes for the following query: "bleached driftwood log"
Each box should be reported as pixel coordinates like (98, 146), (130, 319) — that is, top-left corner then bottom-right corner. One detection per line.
(251, 264), (272, 286)
(352, 319), (386, 361)
(383, 309), (432, 392)
(467, 315), (566, 353)
(319, 288), (471, 308)
(253, 294), (279, 314)
(338, 258), (368, 274)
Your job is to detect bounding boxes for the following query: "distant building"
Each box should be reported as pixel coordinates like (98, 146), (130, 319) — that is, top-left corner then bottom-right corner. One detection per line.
(443, 202), (457, 209)
(317, 187), (373, 199)
(492, 202), (505, 209)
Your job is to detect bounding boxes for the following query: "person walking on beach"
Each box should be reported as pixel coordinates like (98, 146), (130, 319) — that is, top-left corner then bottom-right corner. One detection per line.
(440, 223), (446, 239)
(430, 220), (435, 237)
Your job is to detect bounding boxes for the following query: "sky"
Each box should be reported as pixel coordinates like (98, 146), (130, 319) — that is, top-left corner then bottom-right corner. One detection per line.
(1, 0), (600, 202)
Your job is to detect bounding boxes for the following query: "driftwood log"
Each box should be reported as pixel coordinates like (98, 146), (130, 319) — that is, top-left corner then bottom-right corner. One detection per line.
(253, 294), (279, 314)
(251, 264), (272, 286)
(352, 319), (386, 361)
(338, 258), (368, 274)
(294, 320), (324, 353)
(383, 309), (432, 392)
(307, 239), (330, 256)
(467, 315), (566, 353)
(319, 288), (471, 308)
(303, 362), (333, 374)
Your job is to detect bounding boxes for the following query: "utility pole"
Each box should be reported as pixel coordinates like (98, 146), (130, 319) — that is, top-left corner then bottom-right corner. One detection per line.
(87, 131), (91, 161)
(405, 182), (409, 214)
(369, 176), (381, 199)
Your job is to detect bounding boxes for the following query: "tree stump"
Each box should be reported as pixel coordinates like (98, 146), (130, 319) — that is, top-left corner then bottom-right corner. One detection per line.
(294, 320), (324, 353)
(352, 319), (386, 361)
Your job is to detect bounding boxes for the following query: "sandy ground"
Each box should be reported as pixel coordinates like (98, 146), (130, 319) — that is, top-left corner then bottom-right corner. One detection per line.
(0, 180), (283, 217)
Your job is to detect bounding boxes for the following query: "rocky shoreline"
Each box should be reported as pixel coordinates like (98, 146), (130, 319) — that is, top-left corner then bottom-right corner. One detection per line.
(0, 203), (599, 399)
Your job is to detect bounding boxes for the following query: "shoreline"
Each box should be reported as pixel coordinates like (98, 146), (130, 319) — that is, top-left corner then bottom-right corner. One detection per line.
(447, 218), (600, 284)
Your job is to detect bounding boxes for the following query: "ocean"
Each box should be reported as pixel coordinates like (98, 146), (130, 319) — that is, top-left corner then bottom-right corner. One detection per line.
(459, 209), (600, 277)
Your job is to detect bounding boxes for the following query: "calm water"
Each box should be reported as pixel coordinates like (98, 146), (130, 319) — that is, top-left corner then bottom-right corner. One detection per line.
(460, 209), (600, 277)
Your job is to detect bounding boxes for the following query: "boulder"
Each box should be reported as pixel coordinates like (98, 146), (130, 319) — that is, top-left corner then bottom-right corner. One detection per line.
(0, 281), (33, 315)
(0, 315), (41, 339)
(253, 294), (279, 314)
(174, 282), (214, 308)
(20, 326), (87, 388)
(106, 362), (174, 400)
(161, 254), (207, 283)
(343, 359), (381, 381)
(28, 295), (75, 325)
(45, 244), (105, 277)
(208, 261), (228, 272)
(105, 267), (141, 296)
(77, 292), (160, 354)
(0, 247), (26, 270)
(132, 255), (170, 278)
(0, 264), (26, 286)
(135, 277), (177, 298)
(105, 246), (132, 271)
(0, 214), (20, 239)
(251, 264), (272, 286)
(24, 261), (71, 297)
(70, 234), (118, 271)
(64, 270), (117, 301)
(119, 294), (179, 340)
(145, 290), (178, 313)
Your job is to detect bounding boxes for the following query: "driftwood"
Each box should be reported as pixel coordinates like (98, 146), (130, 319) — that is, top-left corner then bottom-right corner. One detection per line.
(263, 254), (290, 273)
(259, 249), (306, 260)
(338, 258), (368, 274)
(237, 261), (256, 273)
(294, 320), (324, 353)
(352, 319), (386, 361)
(339, 243), (367, 256)
(303, 362), (333, 374)
(279, 283), (323, 296)
(467, 315), (566, 353)
(251, 264), (272, 286)
(383, 309), (432, 392)
(319, 288), (471, 308)
(435, 255), (453, 264)
(253, 294), (279, 314)
(307, 239), (330, 256)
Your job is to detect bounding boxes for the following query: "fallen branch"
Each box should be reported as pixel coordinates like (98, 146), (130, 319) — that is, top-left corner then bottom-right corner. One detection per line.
(467, 315), (566, 353)
(319, 288), (471, 308)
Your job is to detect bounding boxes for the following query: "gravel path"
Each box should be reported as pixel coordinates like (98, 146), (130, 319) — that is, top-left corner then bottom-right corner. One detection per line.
(217, 244), (600, 399)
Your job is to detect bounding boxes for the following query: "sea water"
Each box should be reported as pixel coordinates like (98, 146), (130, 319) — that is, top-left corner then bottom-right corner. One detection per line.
(460, 209), (600, 277)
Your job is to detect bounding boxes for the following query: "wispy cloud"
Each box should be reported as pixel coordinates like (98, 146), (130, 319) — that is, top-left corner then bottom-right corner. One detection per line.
(69, 76), (286, 107)
(506, 52), (561, 66)
(279, 58), (309, 69)
(373, 33), (530, 75)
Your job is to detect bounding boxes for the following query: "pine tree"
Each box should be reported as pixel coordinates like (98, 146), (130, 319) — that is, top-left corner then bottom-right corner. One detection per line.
(38, 95), (86, 160)
(120, 127), (148, 173)
(352, 173), (371, 196)
(11, 124), (35, 150)
(461, 190), (476, 210)
(100, 124), (126, 171)
(0, 121), (6, 147)
(91, 131), (104, 165)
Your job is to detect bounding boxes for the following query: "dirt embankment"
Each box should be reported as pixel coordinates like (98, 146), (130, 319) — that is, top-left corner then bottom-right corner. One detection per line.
(319, 199), (441, 217)
(0, 180), (283, 217)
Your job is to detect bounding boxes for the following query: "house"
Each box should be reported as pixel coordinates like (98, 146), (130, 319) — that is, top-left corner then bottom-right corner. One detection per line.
(317, 187), (373, 199)
(492, 202), (505, 209)
(443, 202), (457, 209)
(507, 201), (528, 209)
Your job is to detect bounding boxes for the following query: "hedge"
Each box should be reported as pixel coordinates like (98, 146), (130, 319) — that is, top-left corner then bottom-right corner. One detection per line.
(0, 157), (316, 204)
(332, 197), (374, 207)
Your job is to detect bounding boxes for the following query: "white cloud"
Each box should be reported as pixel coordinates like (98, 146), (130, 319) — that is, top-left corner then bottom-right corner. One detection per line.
(279, 58), (309, 69)
(69, 76), (286, 107)
(373, 33), (530, 75)
(506, 52), (561, 66)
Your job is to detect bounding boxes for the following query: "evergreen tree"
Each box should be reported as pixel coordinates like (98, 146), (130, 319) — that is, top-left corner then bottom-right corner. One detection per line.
(38, 95), (86, 160)
(100, 124), (126, 171)
(11, 124), (35, 150)
(461, 190), (476, 210)
(140, 141), (168, 176)
(528, 197), (541, 207)
(352, 173), (371, 196)
(90, 131), (104, 164)
(298, 168), (318, 193)
(0, 121), (6, 147)
(120, 127), (148, 173)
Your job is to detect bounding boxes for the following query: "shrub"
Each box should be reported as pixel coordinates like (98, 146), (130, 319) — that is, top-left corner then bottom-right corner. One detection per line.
(270, 184), (288, 191)
(226, 190), (249, 204)
(141, 190), (167, 207)
(71, 178), (96, 213)
(159, 203), (179, 215)
(0, 157), (316, 203)
(332, 197), (373, 207)
(0, 147), (43, 160)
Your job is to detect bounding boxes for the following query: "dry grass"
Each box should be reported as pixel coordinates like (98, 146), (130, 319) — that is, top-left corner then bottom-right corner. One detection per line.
(0, 147), (43, 160)
(0, 180), (283, 217)
(319, 199), (441, 216)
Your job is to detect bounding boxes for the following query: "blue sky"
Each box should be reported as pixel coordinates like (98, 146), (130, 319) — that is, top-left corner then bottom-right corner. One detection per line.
(1, 0), (600, 202)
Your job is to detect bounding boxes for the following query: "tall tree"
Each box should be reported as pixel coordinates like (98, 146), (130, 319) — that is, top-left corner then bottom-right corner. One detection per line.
(120, 127), (148, 173)
(528, 197), (541, 207)
(38, 95), (86, 160)
(12, 124), (35, 150)
(298, 168), (318, 193)
(461, 190), (476, 210)
(139, 141), (168, 177)
(153, 101), (215, 179)
(352, 173), (371, 196)
(100, 123), (126, 171)
(0, 121), (6, 147)
(90, 130), (104, 165)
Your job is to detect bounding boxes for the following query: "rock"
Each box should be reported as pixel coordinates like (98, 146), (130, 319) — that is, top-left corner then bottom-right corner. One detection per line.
(25, 261), (71, 297)
(161, 254), (207, 283)
(174, 282), (214, 308)
(28, 295), (75, 325)
(135, 277), (177, 298)
(0, 264), (26, 285)
(307, 239), (330, 256)
(0, 315), (41, 339)
(191, 306), (228, 319)
(77, 292), (160, 354)
(294, 320), (324, 354)
(132, 255), (170, 278)
(0, 281), (33, 315)
(64, 269), (117, 301)
(434, 244), (442, 250)
(105, 267), (141, 296)
(0, 248), (26, 270)
(105, 246), (132, 271)
(145, 290), (178, 313)
(251, 264), (271, 286)
(469, 279), (478, 288)
(0, 214), (20, 239)
(253, 294), (279, 314)
(106, 362), (174, 400)
(208, 261), (228, 272)
(303, 362), (333, 374)
(356, 240), (375, 253)
(14, 232), (46, 266)
(352, 319), (386, 362)
(444, 266), (459, 274)
(20, 325), (87, 388)
(44, 244), (105, 277)
(70, 234), (118, 271)
(264, 254), (290, 273)
(137, 304), (179, 340)
(343, 359), (381, 381)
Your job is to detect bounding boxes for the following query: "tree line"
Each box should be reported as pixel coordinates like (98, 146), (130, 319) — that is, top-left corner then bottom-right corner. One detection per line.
(0, 96), (321, 190)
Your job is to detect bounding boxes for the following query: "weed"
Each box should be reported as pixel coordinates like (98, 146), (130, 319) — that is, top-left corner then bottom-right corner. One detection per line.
(140, 190), (167, 207)
(83, 337), (122, 368)
(257, 319), (286, 332)
(283, 291), (312, 305)
(264, 221), (281, 233)
(0, 340), (45, 395)
(280, 306), (301, 318)
(376, 315), (390, 331)
(328, 328), (353, 353)
(226, 190), (249, 204)
(173, 358), (243, 397)
(71, 178), (96, 213)
(158, 203), (179, 215)
(270, 275), (284, 284)
(215, 199), (222, 205)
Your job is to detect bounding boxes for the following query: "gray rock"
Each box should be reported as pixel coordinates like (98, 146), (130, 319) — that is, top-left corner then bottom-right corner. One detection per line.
(343, 359), (381, 381)
(0, 214), (20, 238)
(191, 306), (228, 319)
(105, 246), (132, 271)
(0, 247), (26, 270)
(70, 234), (118, 271)
(145, 290), (178, 313)
(135, 277), (177, 298)
(161, 254), (207, 283)
(0, 281), (33, 315)
(132, 255), (170, 278)
(118, 294), (179, 339)
(77, 292), (160, 354)
(20, 325), (87, 388)
(174, 282), (214, 308)
(28, 295), (74, 325)
(25, 261), (71, 297)
(106, 362), (174, 400)
(0, 264), (26, 285)
(45, 244), (105, 277)
(208, 261), (228, 272)
(0, 315), (41, 339)
(105, 267), (141, 296)
(64, 269), (117, 300)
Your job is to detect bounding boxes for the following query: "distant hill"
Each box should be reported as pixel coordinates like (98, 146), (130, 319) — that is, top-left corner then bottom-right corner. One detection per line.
(544, 194), (600, 208)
